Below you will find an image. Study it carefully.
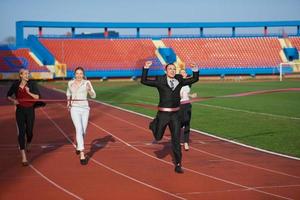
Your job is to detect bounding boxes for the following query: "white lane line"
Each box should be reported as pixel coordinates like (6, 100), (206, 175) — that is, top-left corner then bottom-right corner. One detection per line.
(194, 102), (300, 120)
(41, 108), (186, 200)
(29, 165), (83, 200)
(87, 121), (293, 200)
(135, 94), (300, 121)
(89, 158), (186, 200)
(49, 88), (297, 199)
(92, 98), (300, 161)
(190, 128), (300, 161)
(90, 105), (300, 179)
(51, 87), (300, 161)
(176, 184), (300, 196)
(8, 106), (84, 200)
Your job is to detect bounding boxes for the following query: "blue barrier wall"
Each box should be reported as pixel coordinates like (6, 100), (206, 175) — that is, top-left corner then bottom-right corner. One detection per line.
(26, 35), (55, 65)
(283, 47), (299, 61)
(158, 48), (177, 63)
(65, 67), (293, 79)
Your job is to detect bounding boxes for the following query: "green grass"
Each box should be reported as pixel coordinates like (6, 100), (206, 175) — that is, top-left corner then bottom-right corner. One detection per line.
(41, 79), (300, 157)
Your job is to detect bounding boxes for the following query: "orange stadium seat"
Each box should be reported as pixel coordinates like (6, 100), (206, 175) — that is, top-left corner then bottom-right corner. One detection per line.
(39, 38), (162, 70)
(162, 37), (282, 68)
(289, 37), (300, 50)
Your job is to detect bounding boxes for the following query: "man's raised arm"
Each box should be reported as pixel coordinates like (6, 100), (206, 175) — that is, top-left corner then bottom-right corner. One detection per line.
(182, 63), (199, 85)
(141, 61), (158, 87)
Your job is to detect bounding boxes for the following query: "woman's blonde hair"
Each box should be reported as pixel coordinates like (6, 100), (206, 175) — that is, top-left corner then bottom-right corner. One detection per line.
(19, 68), (29, 79)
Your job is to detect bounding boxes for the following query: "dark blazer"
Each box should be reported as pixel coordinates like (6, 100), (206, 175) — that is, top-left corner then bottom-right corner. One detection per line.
(7, 80), (46, 108)
(141, 68), (199, 108)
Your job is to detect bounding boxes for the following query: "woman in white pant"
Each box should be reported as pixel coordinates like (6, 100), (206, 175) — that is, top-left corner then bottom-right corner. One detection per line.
(66, 67), (96, 165)
(179, 68), (197, 151)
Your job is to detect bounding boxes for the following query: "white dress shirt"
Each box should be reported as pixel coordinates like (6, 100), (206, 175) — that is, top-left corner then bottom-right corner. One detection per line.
(167, 77), (179, 90)
(66, 79), (96, 109)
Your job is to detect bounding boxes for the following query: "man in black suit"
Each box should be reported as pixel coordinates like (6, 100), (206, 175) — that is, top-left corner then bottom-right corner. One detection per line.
(141, 61), (199, 173)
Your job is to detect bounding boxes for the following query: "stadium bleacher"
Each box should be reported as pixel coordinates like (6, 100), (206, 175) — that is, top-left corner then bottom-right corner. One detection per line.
(1, 21), (300, 79)
(0, 48), (49, 72)
(162, 37), (282, 68)
(39, 38), (162, 70)
(289, 37), (300, 50)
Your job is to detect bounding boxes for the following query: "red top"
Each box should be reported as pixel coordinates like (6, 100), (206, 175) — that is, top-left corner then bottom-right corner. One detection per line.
(17, 85), (35, 108)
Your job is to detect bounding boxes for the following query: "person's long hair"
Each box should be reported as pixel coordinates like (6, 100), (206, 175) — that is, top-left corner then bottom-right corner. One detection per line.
(74, 66), (87, 80)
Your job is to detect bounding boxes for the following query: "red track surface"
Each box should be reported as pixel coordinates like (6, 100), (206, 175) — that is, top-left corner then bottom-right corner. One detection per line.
(1, 86), (300, 200)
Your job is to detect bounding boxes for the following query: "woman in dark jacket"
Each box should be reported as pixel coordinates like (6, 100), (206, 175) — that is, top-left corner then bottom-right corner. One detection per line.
(7, 69), (42, 166)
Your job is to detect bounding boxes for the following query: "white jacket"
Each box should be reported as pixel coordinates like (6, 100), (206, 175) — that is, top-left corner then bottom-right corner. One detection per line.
(66, 79), (96, 109)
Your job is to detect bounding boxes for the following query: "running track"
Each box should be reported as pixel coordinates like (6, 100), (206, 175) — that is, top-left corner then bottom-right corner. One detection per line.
(0, 86), (300, 200)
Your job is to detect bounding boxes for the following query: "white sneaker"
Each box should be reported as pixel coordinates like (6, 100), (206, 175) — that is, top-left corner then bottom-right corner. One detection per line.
(184, 143), (189, 151)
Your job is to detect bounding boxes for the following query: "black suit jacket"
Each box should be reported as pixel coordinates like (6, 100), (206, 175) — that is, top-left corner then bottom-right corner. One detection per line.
(141, 68), (199, 108)
(7, 80), (46, 108)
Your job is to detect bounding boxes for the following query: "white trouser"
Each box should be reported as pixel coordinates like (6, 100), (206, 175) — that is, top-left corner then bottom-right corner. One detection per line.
(70, 107), (90, 151)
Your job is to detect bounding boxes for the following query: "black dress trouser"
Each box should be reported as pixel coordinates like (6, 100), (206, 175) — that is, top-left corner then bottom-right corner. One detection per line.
(16, 106), (35, 150)
(149, 111), (182, 165)
(179, 103), (192, 143)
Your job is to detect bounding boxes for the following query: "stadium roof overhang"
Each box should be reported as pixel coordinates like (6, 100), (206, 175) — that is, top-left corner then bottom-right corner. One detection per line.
(17, 20), (300, 28)
(16, 20), (300, 46)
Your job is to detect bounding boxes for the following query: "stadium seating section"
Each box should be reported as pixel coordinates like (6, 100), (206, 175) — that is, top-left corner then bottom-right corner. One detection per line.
(0, 48), (49, 72)
(39, 38), (162, 70)
(289, 37), (300, 50)
(162, 37), (282, 68)
(1, 36), (298, 76)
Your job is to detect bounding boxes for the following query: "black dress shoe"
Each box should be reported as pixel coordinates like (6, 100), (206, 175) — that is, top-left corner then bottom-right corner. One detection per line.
(149, 118), (158, 133)
(75, 150), (80, 155)
(174, 165), (184, 174)
(149, 121), (155, 133)
(22, 161), (29, 166)
(80, 157), (88, 165)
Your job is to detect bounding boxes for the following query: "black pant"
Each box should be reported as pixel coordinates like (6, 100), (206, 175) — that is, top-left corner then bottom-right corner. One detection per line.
(149, 111), (182, 165)
(179, 103), (192, 143)
(16, 106), (35, 150)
